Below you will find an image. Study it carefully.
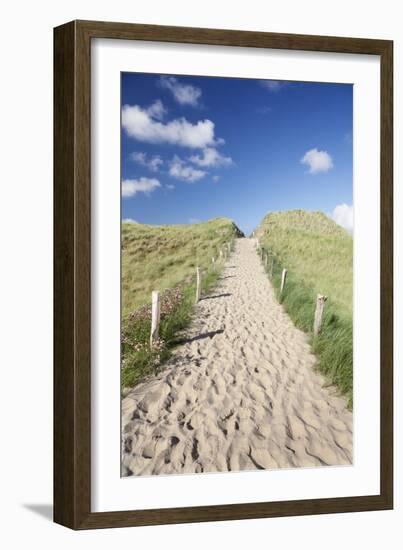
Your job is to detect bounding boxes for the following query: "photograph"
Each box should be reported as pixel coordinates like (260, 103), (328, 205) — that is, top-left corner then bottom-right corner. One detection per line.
(120, 72), (353, 477)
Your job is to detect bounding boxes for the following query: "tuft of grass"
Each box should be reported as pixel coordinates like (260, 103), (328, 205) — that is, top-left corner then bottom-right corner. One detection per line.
(257, 210), (353, 406)
(121, 218), (242, 390)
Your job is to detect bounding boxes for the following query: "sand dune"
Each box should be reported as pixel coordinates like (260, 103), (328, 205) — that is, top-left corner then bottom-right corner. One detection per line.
(122, 238), (352, 476)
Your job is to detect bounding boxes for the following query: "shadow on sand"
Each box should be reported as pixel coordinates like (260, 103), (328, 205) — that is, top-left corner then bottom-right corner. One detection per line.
(201, 293), (232, 300)
(173, 328), (224, 345)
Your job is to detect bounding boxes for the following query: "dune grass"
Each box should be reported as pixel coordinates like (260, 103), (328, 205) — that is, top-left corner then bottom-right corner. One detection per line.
(121, 218), (242, 389)
(122, 218), (242, 315)
(256, 210), (353, 406)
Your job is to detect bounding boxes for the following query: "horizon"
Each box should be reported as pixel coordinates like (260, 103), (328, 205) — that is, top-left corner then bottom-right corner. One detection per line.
(122, 208), (352, 237)
(121, 73), (353, 235)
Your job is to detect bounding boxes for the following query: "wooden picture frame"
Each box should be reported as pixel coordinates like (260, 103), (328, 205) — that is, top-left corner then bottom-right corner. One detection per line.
(54, 20), (393, 530)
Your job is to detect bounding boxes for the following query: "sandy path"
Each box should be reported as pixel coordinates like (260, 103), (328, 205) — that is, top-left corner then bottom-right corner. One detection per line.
(122, 238), (353, 476)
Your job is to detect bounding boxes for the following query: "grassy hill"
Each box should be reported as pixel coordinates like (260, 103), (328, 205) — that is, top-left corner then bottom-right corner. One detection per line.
(256, 210), (353, 405)
(121, 218), (243, 388)
(122, 217), (243, 314)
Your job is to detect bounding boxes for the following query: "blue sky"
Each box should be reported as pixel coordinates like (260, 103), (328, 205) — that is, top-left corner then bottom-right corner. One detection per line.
(121, 73), (353, 235)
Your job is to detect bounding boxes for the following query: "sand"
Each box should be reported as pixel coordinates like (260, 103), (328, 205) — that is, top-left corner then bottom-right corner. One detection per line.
(122, 238), (353, 476)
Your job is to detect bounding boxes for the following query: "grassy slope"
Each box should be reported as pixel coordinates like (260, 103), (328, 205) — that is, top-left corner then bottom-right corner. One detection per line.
(121, 218), (243, 388)
(122, 217), (243, 316)
(256, 210), (353, 405)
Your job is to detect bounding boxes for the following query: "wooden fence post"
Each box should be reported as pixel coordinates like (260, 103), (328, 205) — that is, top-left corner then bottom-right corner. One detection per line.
(195, 267), (202, 303)
(280, 268), (288, 294)
(313, 294), (327, 336)
(150, 290), (160, 347)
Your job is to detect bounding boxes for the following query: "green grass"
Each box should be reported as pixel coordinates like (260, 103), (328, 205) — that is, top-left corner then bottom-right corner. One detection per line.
(256, 210), (353, 406)
(122, 217), (242, 315)
(121, 218), (242, 389)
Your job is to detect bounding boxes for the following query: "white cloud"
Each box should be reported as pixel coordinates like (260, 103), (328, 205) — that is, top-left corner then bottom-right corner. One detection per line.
(122, 177), (161, 197)
(122, 218), (139, 224)
(166, 184), (175, 190)
(189, 218), (202, 224)
(160, 76), (202, 106)
(122, 102), (219, 148)
(301, 148), (334, 174)
(189, 147), (233, 168)
(130, 151), (163, 172)
(130, 151), (147, 164)
(169, 156), (206, 183)
(148, 157), (163, 172)
(260, 80), (286, 92)
(212, 175), (220, 182)
(145, 99), (166, 120)
(331, 203), (353, 234)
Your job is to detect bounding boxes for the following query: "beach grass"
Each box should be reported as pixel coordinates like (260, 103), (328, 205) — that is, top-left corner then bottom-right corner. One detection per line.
(257, 210), (353, 406)
(121, 218), (242, 389)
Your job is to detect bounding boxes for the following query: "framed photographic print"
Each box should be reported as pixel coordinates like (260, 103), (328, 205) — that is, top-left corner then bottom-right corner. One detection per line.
(54, 20), (393, 529)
